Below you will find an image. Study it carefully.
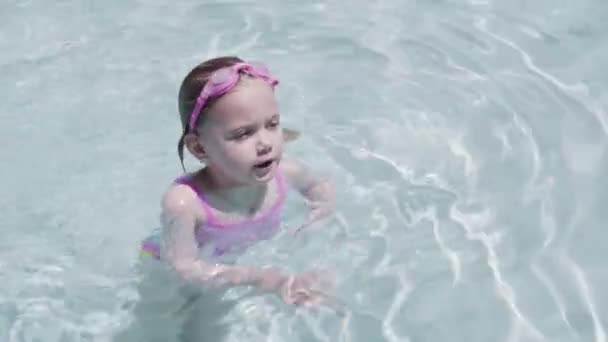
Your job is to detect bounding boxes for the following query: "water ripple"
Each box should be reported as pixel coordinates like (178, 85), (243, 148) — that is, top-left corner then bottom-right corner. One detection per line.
(3, 0), (608, 341)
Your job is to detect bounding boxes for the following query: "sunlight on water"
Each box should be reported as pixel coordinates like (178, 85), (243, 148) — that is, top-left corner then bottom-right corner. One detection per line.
(2, 0), (608, 341)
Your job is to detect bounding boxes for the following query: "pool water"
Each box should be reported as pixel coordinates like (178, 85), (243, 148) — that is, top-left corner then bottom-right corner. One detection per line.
(2, 0), (608, 341)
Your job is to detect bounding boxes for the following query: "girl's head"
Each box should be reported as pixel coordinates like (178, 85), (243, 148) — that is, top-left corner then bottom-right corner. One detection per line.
(177, 56), (284, 186)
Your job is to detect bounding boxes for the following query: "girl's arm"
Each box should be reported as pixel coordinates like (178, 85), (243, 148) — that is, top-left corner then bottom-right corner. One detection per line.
(281, 158), (336, 225)
(159, 184), (285, 290)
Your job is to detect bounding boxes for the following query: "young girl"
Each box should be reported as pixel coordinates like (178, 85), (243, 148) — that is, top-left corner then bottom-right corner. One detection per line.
(142, 56), (336, 307)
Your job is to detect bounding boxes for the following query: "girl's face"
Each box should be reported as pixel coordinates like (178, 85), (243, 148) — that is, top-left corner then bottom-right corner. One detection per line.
(194, 77), (284, 187)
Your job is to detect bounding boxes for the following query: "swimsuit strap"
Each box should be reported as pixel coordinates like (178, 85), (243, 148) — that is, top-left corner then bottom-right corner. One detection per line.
(175, 168), (286, 228)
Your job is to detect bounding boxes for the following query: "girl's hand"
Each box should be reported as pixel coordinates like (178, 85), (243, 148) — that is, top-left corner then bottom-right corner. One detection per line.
(278, 270), (336, 307)
(255, 268), (344, 313)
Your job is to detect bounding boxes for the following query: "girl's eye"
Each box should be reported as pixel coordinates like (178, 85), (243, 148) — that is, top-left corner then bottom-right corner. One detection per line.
(231, 129), (252, 140)
(268, 119), (280, 129)
(235, 132), (249, 140)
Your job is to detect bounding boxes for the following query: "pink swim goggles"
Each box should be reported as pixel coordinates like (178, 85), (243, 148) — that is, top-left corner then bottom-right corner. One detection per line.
(188, 62), (279, 131)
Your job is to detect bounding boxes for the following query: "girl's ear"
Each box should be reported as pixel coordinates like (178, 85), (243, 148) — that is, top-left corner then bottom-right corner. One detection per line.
(183, 133), (207, 161)
(282, 127), (301, 143)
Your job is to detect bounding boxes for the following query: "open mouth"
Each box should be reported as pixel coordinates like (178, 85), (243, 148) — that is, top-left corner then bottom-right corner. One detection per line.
(254, 160), (274, 169)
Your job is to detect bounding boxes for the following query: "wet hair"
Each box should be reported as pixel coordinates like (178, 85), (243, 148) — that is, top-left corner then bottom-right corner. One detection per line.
(176, 56), (244, 171)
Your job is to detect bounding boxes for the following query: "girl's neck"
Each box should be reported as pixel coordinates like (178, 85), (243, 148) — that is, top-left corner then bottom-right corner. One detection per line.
(194, 166), (267, 214)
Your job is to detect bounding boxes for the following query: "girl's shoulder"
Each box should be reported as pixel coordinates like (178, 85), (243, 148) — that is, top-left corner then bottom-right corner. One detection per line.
(160, 177), (205, 220)
(279, 158), (318, 191)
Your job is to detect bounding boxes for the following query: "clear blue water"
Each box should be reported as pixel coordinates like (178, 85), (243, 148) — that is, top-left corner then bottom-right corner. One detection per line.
(2, 0), (608, 341)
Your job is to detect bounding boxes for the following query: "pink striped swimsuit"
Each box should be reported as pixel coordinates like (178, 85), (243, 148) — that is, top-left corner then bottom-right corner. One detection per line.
(141, 170), (286, 260)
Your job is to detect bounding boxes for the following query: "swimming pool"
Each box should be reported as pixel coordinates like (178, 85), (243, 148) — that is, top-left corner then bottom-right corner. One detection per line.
(2, 0), (607, 341)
